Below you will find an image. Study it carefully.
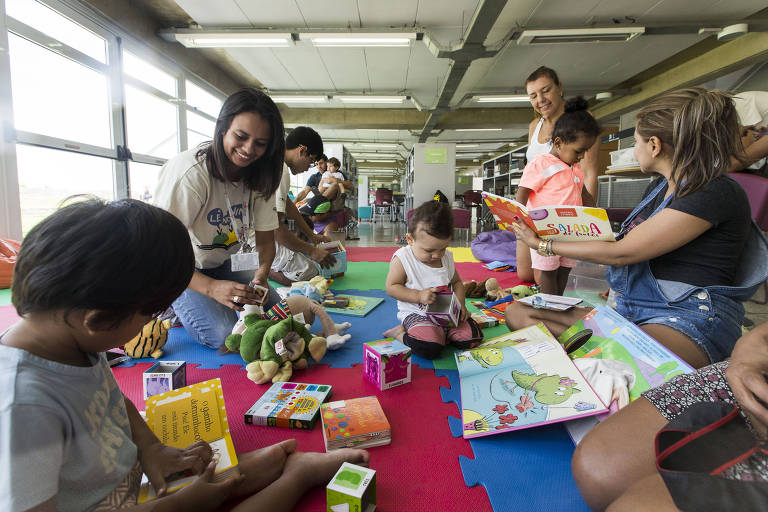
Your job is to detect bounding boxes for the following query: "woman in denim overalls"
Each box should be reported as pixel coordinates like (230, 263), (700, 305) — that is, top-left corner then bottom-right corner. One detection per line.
(507, 87), (768, 371)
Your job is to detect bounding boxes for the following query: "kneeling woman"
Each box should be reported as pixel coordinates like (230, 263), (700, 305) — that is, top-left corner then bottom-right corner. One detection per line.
(506, 87), (768, 369)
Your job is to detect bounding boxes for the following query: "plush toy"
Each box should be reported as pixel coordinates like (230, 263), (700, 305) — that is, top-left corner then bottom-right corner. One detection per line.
(288, 275), (331, 303)
(574, 358), (636, 410)
(230, 295), (351, 350)
(463, 279), (488, 299)
(124, 318), (172, 359)
(228, 315), (327, 384)
(485, 278), (539, 302)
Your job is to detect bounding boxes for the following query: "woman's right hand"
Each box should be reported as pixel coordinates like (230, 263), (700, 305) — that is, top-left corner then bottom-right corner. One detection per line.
(418, 288), (437, 305)
(726, 324), (768, 436)
(170, 462), (243, 511)
(209, 279), (265, 312)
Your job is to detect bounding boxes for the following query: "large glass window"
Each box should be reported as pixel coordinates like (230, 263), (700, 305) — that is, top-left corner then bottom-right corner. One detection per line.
(15, 144), (113, 233)
(186, 80), (222, 118)
(122, 50), (176, 97)
(186, 110), (215, 150)
(8, 33), (112, 147)
(124, 84), (179, 159)
(5, 0), (106, 63)
(128, 161), (162, 202)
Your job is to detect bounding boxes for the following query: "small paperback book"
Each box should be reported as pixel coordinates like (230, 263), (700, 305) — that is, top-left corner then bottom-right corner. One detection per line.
(518, 293), (583, 311)
(482, 191), (615, 241)
(455, 325), (607, 438)
(138, 378), (238, 502)
(244, 381), (332, 429)
(321, 396), (391, 450)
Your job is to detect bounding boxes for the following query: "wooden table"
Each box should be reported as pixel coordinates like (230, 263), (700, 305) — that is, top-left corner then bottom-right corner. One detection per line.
(604, 166), (645, 177)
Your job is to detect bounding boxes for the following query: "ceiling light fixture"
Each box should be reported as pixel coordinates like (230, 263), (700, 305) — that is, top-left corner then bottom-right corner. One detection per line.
(335, 95), (407, 104)
(717, 23), (748, 41)
(163, 30), (294, 48)
(472, 95), (530, 103)
(518, 27), (645, 45)
(366, 159), (396, 162)
(306, 32), (416, 47)
(456, 144), (480, 148)
(357, 143), (399, 149)
(271, 95), (328, 103)
(455, 128), (503, 132)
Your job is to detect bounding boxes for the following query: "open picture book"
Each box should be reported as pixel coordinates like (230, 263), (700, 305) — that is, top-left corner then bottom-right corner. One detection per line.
(138, 378), (238, 502)
(481, 191), (615, 241)
(559, 306), (695, 444)
(455, 324), (608, 439)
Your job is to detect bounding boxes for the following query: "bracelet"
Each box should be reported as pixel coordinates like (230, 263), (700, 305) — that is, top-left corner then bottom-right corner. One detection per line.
(537, 239), (548, 256)
(547, 239), (554, 256)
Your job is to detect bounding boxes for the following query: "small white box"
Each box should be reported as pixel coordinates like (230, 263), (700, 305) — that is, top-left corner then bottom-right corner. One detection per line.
(364, 340), (412, 390)
(326, 462), (376, 512)
(143, 361), (186, 401)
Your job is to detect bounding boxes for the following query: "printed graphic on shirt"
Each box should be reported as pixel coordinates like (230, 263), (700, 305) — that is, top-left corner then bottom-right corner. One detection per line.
(83, 364), (131, 475)
(198, 203), (245, 251)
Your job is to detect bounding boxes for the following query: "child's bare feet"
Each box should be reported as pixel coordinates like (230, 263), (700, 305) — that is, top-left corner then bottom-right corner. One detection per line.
(282, 448), (370, 489)
(232, 439), (297, 497)
(383, 325), (405, 339)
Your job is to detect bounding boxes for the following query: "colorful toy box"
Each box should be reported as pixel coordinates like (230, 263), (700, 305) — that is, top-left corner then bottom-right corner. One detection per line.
(315, 241), (347, 279)
(363, 339), (411, 390)
(327, 462), (376, 512)
(426, 290), (461, 328)
(143, 361), (186, 401)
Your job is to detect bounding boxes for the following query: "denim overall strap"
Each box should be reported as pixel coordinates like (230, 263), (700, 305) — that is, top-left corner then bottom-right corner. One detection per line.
(615, 179), (670, 241)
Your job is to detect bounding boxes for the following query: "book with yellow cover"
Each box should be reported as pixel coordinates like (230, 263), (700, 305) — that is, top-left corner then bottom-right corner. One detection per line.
(137, 378), (238, 502)
(482, 191), (615, 241)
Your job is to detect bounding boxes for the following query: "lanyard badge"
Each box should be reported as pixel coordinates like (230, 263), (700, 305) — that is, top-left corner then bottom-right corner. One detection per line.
(225, 185), (260, 271)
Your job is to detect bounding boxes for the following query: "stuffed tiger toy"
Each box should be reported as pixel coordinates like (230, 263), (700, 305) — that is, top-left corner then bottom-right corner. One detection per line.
(124, 318), (172, 359)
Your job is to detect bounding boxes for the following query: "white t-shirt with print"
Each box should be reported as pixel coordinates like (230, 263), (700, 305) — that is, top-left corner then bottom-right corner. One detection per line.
(275, 163), (291, 215)
(392, 245), (455, 322)
(321, 170), (345, 189)
(154, 148), (279, 269)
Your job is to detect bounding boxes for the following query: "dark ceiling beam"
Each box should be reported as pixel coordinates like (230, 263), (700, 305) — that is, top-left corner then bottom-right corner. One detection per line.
(417, 0), (508, 142)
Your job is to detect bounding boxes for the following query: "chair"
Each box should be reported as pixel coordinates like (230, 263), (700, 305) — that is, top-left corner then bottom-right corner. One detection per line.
(452, 208), (471, 242)
(373, 188), (393, 223)
(728, 172), (768, 303)
(357, 206), (373, 222)
(463, 189), (488, 230)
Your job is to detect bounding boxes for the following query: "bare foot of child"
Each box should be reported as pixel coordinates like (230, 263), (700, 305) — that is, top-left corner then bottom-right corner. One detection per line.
(282, 448), (370, 490)
(383, 325), (405, 339)
(232, 439), (297, 497)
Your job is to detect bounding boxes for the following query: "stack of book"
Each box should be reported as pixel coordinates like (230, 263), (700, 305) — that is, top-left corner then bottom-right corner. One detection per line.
(320, 396), (391, 450)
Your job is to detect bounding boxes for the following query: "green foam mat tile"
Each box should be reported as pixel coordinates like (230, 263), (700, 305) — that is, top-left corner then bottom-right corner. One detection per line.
(0, 288), (11, 306)
(328, 261), (389, 291)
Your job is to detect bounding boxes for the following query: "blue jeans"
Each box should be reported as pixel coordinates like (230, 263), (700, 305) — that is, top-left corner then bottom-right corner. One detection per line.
(173, 261), (280, 349)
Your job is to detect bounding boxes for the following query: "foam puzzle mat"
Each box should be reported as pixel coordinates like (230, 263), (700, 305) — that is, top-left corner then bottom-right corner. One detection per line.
(113, 362), (489, 512)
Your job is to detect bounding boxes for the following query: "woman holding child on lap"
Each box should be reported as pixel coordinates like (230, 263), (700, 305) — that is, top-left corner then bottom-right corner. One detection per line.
(507, 87), (768, 371)
(154, 88), (285, 349)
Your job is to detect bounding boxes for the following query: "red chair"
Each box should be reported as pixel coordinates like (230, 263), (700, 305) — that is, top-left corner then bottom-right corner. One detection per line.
(463, 189), (487, 230)
(373, 188), (393, 223)
(728, 172), (768, 303)
(452, 208), (471, 242)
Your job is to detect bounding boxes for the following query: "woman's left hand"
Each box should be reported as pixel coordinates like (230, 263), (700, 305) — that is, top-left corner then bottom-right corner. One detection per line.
(510, 221), (541, 249)
(140, 440), (213, 496)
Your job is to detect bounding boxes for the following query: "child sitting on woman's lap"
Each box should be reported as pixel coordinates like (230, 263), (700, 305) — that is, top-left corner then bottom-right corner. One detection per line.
(0, 197), (367, 512)
(384, 201), (483, 359)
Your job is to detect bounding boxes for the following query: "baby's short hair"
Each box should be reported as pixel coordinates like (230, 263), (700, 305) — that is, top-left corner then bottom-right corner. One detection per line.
(12, 197), (194, 326)
(408, 200), (453, 240)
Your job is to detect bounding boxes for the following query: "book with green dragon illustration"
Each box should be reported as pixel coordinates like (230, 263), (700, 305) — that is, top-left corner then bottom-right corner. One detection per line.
(455, 327), (608, 439)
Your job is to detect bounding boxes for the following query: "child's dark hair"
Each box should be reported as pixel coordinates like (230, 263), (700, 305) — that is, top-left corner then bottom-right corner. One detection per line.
(552, 97), (600, 143)
(408, 200), (453, 240)
(12, 197), (195, 327)
(327, 157), (341, 168)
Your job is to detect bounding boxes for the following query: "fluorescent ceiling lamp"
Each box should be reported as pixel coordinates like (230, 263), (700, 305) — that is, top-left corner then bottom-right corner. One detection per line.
(170, 32), (293, 48)
(456, 144), (479, 148)
(366, 159), (396, 162)
(306, 32), (416, 47)
(357, 143), (399, 148)
(518, 27), (645, 45)
(455, 128), (503, 132)
(336, 95), (406, 104)
(271, 95), (328, 103)
(473, 95), (530, 103)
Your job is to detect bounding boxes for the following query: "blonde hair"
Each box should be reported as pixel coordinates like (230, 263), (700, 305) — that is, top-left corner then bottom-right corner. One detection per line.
(635, 87), (745, 198)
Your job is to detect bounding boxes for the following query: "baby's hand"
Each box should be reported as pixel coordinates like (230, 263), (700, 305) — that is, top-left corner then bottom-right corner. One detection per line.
(418, 288), (437, 305)
(460, 305), (469, 322)
(141, 440), (213, 497)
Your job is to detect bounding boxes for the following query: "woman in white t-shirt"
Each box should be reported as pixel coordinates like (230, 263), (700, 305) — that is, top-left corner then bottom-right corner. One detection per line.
(516, 66), (600, 282)
(154, 88), (285, 349)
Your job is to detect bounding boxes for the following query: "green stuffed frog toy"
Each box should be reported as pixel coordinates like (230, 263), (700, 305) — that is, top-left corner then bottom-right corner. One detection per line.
(225, 315), (327, 384)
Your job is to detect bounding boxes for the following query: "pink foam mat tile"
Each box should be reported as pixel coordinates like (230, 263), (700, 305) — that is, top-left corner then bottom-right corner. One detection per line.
(345, 246), (398, 262)
(112, 362), (490, 511)
(0, 305), (20, 331)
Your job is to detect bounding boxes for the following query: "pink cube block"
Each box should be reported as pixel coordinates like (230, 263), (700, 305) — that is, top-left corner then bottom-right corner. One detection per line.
(363, 339), (412, 390)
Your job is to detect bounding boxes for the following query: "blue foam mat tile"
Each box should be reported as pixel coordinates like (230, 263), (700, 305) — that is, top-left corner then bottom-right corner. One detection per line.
(435, 369), (461, 409)
(117, 326), (247, 370)
(322, 289), (405, 369)
(448, 416), (464, 437)
(460, 426), (589, 512)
